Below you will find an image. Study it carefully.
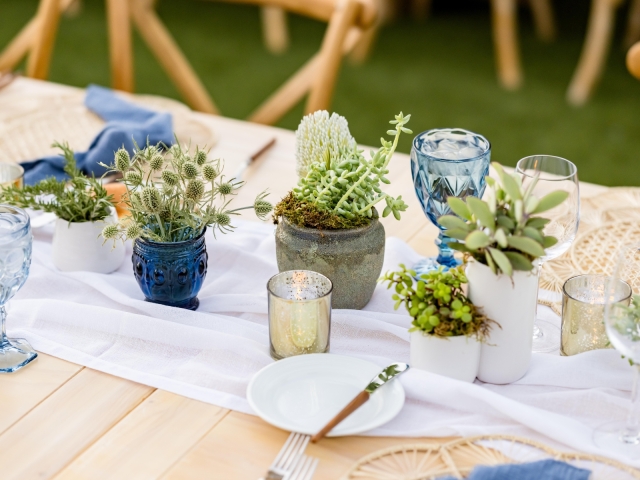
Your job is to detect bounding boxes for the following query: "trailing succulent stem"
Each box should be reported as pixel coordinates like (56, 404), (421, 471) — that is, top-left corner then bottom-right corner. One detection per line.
(438, 162), (569, 276)
(0, 142), (113, 223)
(380, 264), (493, 339)
(100, 140), (272, 243)
(276, 112), (411, 230)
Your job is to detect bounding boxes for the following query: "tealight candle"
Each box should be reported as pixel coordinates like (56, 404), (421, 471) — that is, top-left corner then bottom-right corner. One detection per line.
(561, 274), (631, 356)
(0, 163), (23, 189)
(267, 270), (332, 360)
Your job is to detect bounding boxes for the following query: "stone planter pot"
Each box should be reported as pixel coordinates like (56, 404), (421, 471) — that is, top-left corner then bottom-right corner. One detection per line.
(410, 331), (481, 383)
(275, 215), (385, 309)
(466, 260), (538, 384)
(132, 229), (208, 310)
(52, 209), (125, 273)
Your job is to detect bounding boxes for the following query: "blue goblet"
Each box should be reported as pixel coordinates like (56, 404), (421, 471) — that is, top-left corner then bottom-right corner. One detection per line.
(411, 128), (491, 276)
(0, 205), (37, 373)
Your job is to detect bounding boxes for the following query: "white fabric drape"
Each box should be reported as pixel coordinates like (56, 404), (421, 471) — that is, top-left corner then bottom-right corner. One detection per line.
(9, 220), (639, 466)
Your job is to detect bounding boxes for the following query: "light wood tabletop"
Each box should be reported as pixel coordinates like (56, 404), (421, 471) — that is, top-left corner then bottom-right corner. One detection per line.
(0, 78), (607, 480)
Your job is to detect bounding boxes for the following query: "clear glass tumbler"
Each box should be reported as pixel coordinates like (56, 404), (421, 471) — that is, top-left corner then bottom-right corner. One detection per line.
(0, 205), (36, 373)
(411, 128), (491, 276)
(0, 163), (24, 189)
(267, 270), (332, 360)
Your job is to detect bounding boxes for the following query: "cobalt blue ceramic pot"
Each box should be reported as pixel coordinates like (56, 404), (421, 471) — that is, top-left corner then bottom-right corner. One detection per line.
(132, 229), (208, 310)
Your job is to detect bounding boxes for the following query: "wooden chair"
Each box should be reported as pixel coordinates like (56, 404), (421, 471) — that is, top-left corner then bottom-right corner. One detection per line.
(567, 0), (640, 106)
(628, 41), (640, 79)
(108, 0), (377, 124)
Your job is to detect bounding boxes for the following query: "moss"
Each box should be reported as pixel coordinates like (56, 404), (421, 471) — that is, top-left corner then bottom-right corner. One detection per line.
(273, 192), (371, 230)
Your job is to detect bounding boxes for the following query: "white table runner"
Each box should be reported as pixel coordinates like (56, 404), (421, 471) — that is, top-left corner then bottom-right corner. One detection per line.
(10, 220), (639, 466)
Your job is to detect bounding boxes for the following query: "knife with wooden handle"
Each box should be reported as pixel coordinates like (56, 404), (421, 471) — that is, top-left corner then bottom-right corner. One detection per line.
(311, 362), (409, 443)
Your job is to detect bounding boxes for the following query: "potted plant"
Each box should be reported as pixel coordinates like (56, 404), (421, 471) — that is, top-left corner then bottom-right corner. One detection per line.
(101, 142), (272, 310)
(438, 162), (568, 384)
(380, 264), (492, 382)
(0, 142), (125, 273)
(274, 111), (412, 309)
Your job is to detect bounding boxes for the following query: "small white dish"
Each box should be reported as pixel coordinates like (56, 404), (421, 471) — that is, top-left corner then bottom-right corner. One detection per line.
(247, 354), (405, 436)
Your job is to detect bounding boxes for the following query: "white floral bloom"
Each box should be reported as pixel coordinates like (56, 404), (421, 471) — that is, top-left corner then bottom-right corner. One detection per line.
(295, 110), (355, 178)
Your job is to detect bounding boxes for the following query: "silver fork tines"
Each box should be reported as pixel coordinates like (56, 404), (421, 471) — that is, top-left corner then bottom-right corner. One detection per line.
(265, 432), (311, 480)
(286, 455), (319, 480)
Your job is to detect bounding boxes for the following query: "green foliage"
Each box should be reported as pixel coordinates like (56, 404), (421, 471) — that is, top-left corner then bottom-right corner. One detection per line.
(438, 162), (569, 276)
(613, 295), (640, 343)
(276, 112), (412, 229)
(273, 192), (370, 230)
(0, 142), (113, 223)
(379, 264), (493, 339)
(100, 141), (272, 243)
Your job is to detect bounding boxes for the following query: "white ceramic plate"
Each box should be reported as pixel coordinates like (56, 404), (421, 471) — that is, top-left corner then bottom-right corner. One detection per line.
(247, 354), (405, 436)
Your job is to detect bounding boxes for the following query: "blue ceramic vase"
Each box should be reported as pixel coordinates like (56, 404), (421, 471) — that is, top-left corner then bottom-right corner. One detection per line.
(132, 229), (208, 310)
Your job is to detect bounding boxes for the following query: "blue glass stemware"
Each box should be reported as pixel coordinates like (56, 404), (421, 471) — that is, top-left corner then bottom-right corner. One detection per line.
(411, 128), (491, 276)
(0, 205), (37, 373)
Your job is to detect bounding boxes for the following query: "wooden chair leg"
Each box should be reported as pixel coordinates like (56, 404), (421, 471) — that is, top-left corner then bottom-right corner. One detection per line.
(261, 6), (289, 54)
(490, 0), (523, 90)
(0, 18), (39, 72)
(348, 0), (391, 64)
(624, 0), (640, 49)
(130, 0), (218, 114)
(628, 41), (640, 79)
(529, 0), (556, 42)
(306, 0), (361, 114)
(567, 0), (623, 106)
(27, 0), (62, 79)
(107, 0), (134, 92)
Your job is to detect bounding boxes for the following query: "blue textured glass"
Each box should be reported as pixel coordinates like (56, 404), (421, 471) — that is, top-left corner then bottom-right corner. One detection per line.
(411, 129), (491, 272)
(132, 229), (208, 310)
(0, 205), (37, 373)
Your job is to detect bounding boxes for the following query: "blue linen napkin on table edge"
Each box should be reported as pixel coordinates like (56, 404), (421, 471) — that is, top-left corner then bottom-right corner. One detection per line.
(20, 84), (174, 185)
(437, 459), (591, 480)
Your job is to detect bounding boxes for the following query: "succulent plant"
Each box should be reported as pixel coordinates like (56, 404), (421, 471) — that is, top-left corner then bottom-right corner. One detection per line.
(380, 264), (492, 338)
(437, 162), (569, 276)
(100, 141), (272, 243)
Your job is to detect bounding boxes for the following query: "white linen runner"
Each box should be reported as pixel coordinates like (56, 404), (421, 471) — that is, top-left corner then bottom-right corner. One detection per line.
(10, 220), (639, 466)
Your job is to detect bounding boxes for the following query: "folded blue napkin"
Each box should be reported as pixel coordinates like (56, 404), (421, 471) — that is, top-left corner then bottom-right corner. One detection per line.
(21, 84), (174, 185)
(438, 459), (591, 480)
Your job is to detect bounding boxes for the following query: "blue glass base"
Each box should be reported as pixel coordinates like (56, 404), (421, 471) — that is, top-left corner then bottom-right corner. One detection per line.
(144, 296), (200, 311)
(0, 338), (38, 373)
(413, 256), (462, 278)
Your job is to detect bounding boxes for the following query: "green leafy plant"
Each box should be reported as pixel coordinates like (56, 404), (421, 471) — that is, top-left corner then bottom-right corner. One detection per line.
(100, 142), (272, 243)
(274, 112), (412, 229)
(379, 264), (492, 339)
(437, 162), (569, 276)
(0, 142), (113, 223)
(613, 295), (640, 343)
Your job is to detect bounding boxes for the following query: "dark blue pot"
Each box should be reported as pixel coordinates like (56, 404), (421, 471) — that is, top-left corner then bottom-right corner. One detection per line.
(132, 229), (208, 310)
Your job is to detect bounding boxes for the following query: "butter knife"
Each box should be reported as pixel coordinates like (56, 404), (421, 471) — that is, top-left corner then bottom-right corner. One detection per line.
(310, 362), (409, 442)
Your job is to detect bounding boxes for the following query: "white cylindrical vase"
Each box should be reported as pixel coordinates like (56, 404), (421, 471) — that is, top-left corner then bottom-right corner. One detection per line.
(410, 331), (481, 383)
(466, 260), (538, 384)
(52, 209), (125, 273)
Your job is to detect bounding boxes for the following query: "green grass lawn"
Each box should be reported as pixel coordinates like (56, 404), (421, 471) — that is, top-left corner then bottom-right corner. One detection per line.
(2, 0), (639, 185)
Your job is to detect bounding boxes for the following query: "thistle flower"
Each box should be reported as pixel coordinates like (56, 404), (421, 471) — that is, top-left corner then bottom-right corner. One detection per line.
(295, 110), (355, 178)
(194, 150), (207, 166)
(182, 162), (198, 179)
(215, 212), (231, 227)
(186, 179), (205, 201)
(125, 223), (143, 240)
(102, 224), (119, 240)
(254, 191), (273, 220)
(115, 148), (131, 171)
(218, 182), (233, 195)
(141, 186), (162, 213)
(149, 154), (164, 171)
(202, 164), (218, 182)
(161, 170), (179, 187)
(125, 171), (142, 186)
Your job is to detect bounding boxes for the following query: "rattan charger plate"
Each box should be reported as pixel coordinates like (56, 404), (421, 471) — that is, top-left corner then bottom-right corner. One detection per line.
(0, 92), (216, 164)
(343, 435), (640, 479)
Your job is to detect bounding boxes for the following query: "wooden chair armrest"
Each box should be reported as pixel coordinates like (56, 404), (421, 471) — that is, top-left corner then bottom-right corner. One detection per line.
(628, 42), (640, 80)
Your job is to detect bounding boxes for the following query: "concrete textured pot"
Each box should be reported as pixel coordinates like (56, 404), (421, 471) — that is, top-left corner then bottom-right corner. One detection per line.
(275, 215), (385, 310)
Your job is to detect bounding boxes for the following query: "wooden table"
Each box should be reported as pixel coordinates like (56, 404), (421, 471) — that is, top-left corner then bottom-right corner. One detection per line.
(0, 78), (607, 480)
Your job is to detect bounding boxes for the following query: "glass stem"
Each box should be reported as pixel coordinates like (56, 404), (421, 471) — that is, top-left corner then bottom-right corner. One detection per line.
(0, 305), (7, 345)
(435, 231), (460, 268)
(623, 364), (640, 444)
(533, 260), (543, 339)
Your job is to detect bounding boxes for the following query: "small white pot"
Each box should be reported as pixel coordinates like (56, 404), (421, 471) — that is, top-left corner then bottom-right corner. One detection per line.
(466, 260), (538, 384)
(410, 331), (481, 383)
(52, 209), (125, 273)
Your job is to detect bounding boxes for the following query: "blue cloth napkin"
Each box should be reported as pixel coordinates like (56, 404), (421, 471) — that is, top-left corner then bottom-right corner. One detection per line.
(21, 84), (174, 185)
(438, 459), (591, 480)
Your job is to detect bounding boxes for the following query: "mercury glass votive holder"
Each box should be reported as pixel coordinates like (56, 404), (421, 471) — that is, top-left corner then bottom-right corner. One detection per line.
(0, 163), (24, 189)
(267, 270), (332, 360)
(561, 274), (631, 356)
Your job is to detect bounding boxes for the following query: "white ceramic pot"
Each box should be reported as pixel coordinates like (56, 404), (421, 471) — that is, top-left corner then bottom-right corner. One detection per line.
(466, 260), (538, 384)
(410, 331), (481, 383)
(52, 209), (125, 273)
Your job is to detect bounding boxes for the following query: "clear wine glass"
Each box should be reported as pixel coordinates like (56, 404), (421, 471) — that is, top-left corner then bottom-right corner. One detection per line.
(594, 242), (640, 457)
(411, 129), (491, 276)
(0, 205), (37, 372)
(516, 155), (580, 354)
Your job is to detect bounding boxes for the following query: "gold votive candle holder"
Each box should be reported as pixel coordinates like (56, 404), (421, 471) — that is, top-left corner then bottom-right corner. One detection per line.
(267, 270), (332, 360)
(0, 163), (24, 189)
(561, 274), (631, 356)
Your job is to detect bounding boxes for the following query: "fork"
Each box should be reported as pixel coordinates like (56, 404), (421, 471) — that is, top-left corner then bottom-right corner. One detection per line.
(261, 432), (311, 480)
(286, 454), (319, 480)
